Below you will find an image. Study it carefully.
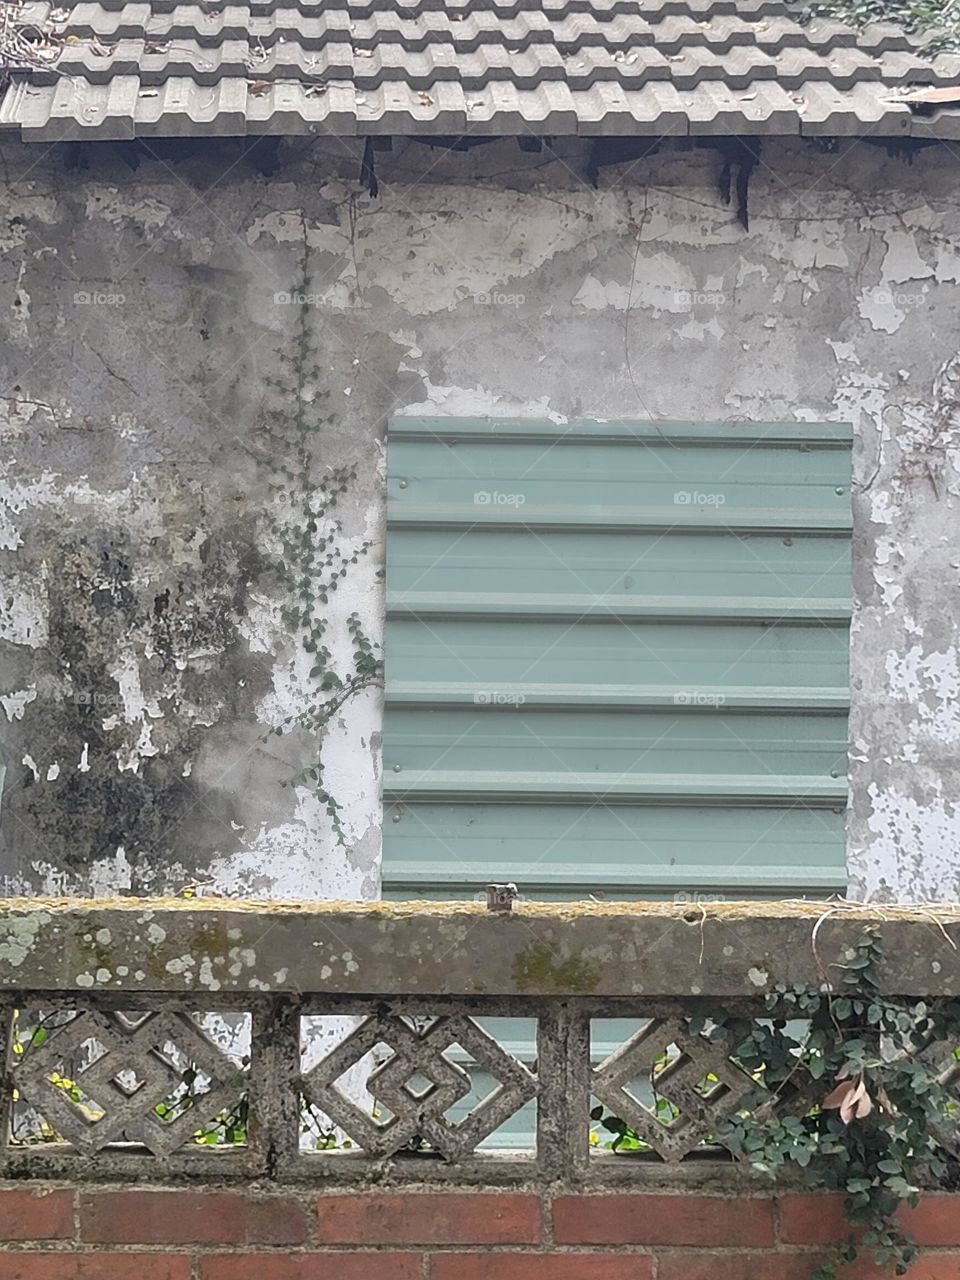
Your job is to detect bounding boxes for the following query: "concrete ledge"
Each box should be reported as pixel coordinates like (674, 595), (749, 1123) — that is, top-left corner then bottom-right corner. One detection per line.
(1, 898), (959, 997)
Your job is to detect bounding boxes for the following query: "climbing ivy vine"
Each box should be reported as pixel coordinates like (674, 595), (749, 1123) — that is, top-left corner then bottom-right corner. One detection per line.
(263, 224), (382, 840)
(595, 928), (960, 1279)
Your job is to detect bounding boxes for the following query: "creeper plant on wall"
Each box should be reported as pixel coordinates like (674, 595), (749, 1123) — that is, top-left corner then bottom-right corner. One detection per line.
(262, 224), (382, 841)
(595, 926), (960, 1279)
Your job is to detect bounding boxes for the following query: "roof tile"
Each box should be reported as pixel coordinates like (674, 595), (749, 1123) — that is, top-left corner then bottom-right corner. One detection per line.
(2, 0), (957, 139)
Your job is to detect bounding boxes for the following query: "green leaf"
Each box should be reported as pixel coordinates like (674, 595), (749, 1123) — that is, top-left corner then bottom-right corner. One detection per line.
(601, 1116), (627, 1135)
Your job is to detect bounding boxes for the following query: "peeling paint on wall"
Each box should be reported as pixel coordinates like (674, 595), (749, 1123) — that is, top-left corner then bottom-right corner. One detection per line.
(1, 136), (960, 902)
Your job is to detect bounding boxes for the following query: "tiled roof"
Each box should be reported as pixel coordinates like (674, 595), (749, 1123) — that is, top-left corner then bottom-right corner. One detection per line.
(2, 0), (960, 141)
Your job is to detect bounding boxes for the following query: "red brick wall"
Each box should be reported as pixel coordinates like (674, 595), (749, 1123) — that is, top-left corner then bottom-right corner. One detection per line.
(2, 1187), (960, 1278)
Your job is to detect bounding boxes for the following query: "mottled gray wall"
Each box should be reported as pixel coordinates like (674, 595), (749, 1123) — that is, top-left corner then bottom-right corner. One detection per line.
(1, 134), (959, 903)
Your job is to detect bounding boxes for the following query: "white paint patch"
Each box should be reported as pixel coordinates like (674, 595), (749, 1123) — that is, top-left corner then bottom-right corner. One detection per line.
(206, 815), (369, 900)
(827, 340), (859, 365)
(389, 328), (423, 360)
(935, 245), (960, 283)
(861, 785), (960, 902)
(858, 288), (905, 335)
(624, 251), (699, 315)
(246, 209), (347, 254)
(0, 188), (58, 253)
(675, 316), (724, 342)
(87, 846), (134, 896)
(399, 379), (567, 423)
(0, 467), (61, 550)
(1, 686), (37, 721)
(110, 651), (164, 724)
(84, 185), (171, 236)
(886, 645), (960, 743)
(572, 275), (632, 311)
(872, 535), (904, 610)
(880, 230), (934, 284)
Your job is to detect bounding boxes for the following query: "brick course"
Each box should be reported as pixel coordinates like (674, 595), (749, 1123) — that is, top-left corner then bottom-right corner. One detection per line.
(0, 1188), (74, 1241)
(0, 1256), (191, 1280)
(553, 1193), (775, 1246)
(780, 1193), (960, 1249)
(200, 1254), (424, 1280)
(430, 1256), (655, 1279)
(1, 1186), (959, 1278)
(315, 1192), (541, 1245)
(80, 1190), (311, 1245)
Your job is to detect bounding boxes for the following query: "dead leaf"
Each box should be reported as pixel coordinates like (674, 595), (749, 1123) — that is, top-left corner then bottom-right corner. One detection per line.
(144, 40), (168, 53)
(247, 80), (272, 96)
(833, 1077), (873, 1126)
(305, 83), (327, 97)
(417, 90), (433, 105)
(822, 1079), (855, 1111)
(356, 47), (373, 57)
(839, 1079), (865, 1124)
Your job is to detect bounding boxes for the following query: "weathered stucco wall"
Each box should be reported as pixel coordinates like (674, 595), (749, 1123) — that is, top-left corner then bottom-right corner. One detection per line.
(1, 134), (959, 903)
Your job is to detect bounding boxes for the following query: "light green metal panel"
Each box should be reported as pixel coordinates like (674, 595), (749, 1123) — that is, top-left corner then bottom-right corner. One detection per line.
(384, 418), (851, 901)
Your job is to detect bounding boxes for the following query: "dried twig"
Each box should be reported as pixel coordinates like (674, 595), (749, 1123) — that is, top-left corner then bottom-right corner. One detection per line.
(0, 0), (62, 83)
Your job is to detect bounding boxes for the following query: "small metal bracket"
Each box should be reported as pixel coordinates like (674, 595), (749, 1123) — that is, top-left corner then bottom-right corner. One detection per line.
(485, 883), (520, 912)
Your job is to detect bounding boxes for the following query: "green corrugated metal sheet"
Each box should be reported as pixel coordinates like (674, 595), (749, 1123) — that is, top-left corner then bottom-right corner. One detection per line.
(383, 418), (851, 901)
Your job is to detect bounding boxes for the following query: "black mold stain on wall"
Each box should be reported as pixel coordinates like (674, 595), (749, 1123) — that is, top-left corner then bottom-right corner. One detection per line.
(2, 515), (271, 888)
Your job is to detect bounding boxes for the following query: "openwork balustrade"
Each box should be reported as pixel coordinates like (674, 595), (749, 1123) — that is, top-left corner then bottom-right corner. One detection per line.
(1, 899), (958, 1183)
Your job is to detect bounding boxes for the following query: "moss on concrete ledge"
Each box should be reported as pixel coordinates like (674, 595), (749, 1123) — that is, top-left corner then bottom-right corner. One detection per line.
(1, 898), (959, 998)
